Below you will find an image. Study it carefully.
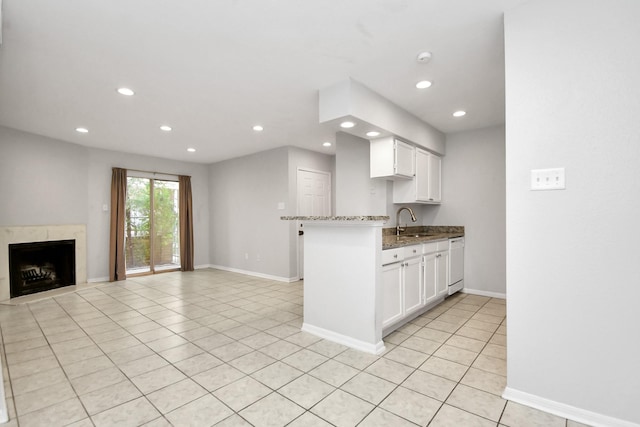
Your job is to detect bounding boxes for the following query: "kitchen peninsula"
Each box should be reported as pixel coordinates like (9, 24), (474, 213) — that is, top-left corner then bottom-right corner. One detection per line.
(282, 216), (464, 355)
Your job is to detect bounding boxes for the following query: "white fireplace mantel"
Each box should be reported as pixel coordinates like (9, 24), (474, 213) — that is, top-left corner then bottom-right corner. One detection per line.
(0, 224), (87, 302)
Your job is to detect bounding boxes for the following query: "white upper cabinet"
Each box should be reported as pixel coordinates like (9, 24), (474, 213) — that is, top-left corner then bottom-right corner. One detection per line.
(370, 137), (415, 179)
(393, 148), (442, 204)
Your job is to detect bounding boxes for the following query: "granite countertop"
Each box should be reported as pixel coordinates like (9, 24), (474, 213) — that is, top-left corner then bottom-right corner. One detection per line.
(382, 226), (464, 249)
(281, 216), (390, 221)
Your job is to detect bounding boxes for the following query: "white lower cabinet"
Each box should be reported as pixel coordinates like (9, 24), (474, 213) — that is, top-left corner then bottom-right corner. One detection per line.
(381, 245), (423, 328)
(381, 262), (404, 328)
(424, 241), (450, 302)
(403, 256), (423, 316)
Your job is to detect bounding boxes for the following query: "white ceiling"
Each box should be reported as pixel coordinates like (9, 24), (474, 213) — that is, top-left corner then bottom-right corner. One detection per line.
(0, 0), (527, 164)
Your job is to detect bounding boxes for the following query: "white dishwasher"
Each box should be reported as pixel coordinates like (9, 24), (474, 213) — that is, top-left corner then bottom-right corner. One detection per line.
(448, 237), (464, 295)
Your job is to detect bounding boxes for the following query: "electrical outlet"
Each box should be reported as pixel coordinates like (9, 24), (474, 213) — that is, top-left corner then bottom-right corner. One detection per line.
(531, 168), (565, 191)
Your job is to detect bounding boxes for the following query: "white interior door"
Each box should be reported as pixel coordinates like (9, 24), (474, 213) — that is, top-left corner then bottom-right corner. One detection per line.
(297, 169), (331, 279)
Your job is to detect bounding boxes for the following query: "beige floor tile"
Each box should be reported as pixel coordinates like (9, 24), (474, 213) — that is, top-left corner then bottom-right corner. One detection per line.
(260, 340), (303, 360)
(78, 380), (141, 415)
(98, 335), (142, 354)
(311, 389), (374, 427)
(490, 333), (507, 346)
(481, 343), (506, 360)
(222, 325), (260, 340)
(341, 372), (396, 405)
(8, 354), (59, 379)
(433, 344), (479, 366)
(178, 326), (216, 341)
(146, 378), (207, 414)
(456, 325), (494, 342)
(229, 350), (277, 374)
(402, 370), (457, 401)
(91, 396), (161, 427)
(131, 365), (187, 394)
(306, 339), (349, 358)
(384, 331), (411, 345)
(380, 386), (441, 425)
(89, 327), (131, 344)
(193, 333), (235, 352)
(239, 392), (305, 427)
(309, 359), (359, 387)
(213, 414), (253, 426)
(446, 335), (486, 352)
(239, 331), (281, 349)
(446, 384), (506, 421)
(399, 336), (442, 354)
(119, 354), (169, 377)
(282, 349), (329, 372)
(430, 403), (496, 427)
(146, 334), (189, 352)
(500, 401), (566, 427)
(460, 367), (507, 396)
(210, 341), (254, 362)
(173, 352), (223, 377)
(5, 345), (54, 365)
(192, 363), (246, 391)
(4, 336), (48, 354)
(134, 328), (175, 345)
(278, 374), (336, 409)
(286, 411), (334, 427)
(107, 343), (155, 365)
(17, 397), (87, 427)
(383, 346), (430, 368)
(472, 354), (507, 376)
(71, 366), (127, 395)
(419, 356), (469, 382)
(333, 348), (380, 370)
(11, 366), (67, 396)
(251, 361), (303, 389)
(213, 376), (271, 411)
(14, 380), (76, 415)
(165, 394), (233, 427)
(413, 327), (452, 343)
(358, 407), (419, 426)
(284, 331), (322, 347)
(364, 358), (415, 384)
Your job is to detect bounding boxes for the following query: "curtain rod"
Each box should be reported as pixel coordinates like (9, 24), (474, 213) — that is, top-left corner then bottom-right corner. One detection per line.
(122, 168), (190, 178)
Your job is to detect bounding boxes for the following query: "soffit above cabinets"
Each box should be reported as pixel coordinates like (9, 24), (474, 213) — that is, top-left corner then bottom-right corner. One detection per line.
(319, 78), (446, 156)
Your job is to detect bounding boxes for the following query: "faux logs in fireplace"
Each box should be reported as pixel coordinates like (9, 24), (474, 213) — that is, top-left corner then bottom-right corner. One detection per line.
(9, 240), (76, 298)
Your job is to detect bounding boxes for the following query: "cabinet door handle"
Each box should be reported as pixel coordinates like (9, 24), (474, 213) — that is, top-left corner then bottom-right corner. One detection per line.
(413, 249), (417, 253)
(393, 254), (398, 259)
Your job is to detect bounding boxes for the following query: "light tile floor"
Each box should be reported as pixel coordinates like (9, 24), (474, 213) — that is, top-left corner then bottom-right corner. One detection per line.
(0, 269), (591, 427)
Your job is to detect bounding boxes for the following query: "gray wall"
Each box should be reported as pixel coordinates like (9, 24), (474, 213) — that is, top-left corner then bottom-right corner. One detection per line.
(0, 126), (89, 226)
(335, 132), (388, 216)
(209, 147), (292, 279)
(0, 125), (210, 281)
(505, 0), (639, 424)
(422, 125), (506, 296)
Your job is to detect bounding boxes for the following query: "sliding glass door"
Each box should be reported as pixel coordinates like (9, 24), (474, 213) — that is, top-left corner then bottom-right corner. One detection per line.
(125, 177), (180, 275)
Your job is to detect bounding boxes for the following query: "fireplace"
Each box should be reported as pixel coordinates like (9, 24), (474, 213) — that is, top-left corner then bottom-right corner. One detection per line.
(9, 240), (76, 298)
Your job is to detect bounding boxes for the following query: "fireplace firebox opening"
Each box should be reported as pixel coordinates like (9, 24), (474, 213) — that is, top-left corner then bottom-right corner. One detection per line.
(9, 240), (76, 298)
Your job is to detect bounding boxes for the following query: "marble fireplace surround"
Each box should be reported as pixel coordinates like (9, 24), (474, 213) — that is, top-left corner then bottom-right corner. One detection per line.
(0, 225), (87, 302)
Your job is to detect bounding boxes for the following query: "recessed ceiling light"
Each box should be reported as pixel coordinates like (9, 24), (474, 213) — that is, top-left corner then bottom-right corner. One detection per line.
(253, 125), (264, 132)
(416, 80), (432, 89)
(117, 87), (135, 96)
(75, 127), (89, 133)
(322, 142), (332, 147)
(160, 125), (172, 131)
(187, 148), (196, 152)
(340, 121), (355, 129)
(366, 131), (381, 137)
(453, 110), (466, 117)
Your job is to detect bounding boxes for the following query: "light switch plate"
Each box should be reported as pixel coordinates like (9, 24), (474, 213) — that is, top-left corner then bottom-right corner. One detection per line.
(531, 168), (565, 191)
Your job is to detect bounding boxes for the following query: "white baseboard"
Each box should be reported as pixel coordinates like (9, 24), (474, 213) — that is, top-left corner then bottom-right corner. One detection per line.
(302, 323), (386, 355)
(462, 288), (506, 299)
(87, 276), (109, 283)
(208, 264), (299, 283)
(502, 387), (639, 427)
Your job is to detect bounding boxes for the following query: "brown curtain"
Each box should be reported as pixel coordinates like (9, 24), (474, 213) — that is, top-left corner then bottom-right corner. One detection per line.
(179, 175), (194, 271)
(109, 168), (127, 281)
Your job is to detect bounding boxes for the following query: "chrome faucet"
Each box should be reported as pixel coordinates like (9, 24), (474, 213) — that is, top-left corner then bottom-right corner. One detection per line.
(396, 206), (417, 236)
